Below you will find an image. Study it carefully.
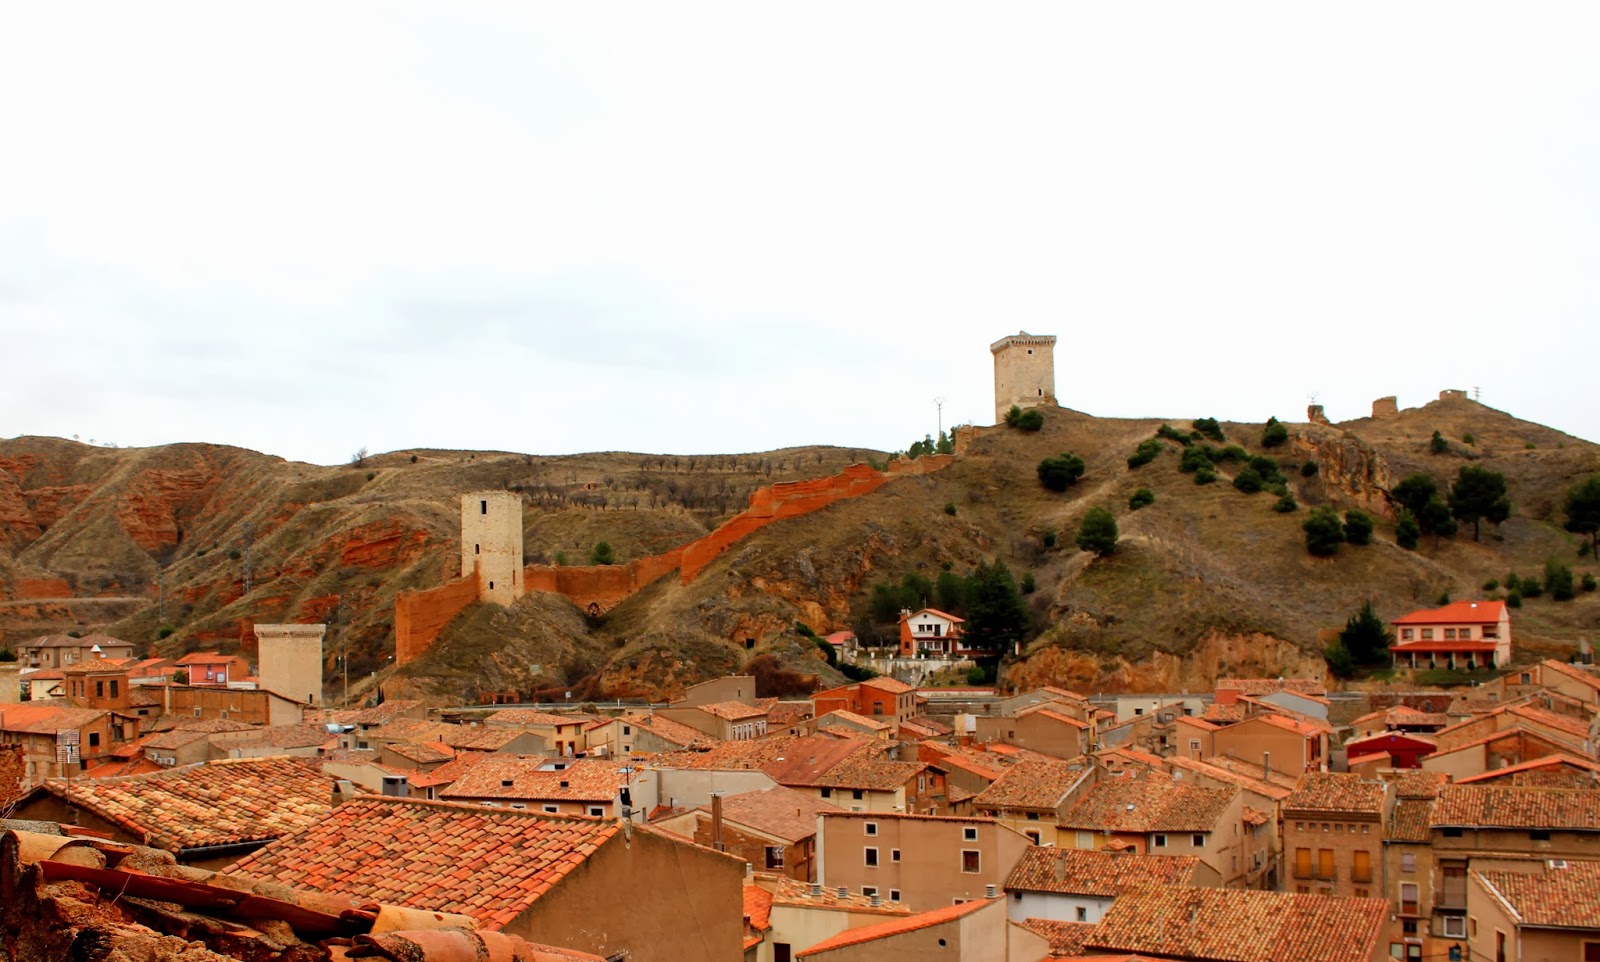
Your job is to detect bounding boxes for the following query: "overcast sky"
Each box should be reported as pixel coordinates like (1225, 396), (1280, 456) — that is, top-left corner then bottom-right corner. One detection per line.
(3, 3), (1597, 465)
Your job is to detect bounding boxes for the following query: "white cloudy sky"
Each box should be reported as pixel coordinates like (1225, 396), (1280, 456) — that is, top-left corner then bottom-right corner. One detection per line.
(3, 3), (1597, 465)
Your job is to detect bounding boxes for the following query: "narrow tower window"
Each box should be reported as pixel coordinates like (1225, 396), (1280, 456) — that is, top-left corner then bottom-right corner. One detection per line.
(475, 544), (480, 554)
(480, 500), (488, 514)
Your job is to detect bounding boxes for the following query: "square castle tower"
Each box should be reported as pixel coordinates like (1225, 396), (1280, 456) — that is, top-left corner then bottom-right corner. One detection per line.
(991, 331), (1057, 423)
(462, 491), (524, 607)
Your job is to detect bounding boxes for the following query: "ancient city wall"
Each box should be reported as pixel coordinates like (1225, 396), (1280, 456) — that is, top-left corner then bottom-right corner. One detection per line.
(394, 575), (479, 664)
(395, 458), (955, 663)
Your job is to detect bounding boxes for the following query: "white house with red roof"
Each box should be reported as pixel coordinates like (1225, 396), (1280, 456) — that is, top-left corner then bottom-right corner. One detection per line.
(1390, 600), (1511, 671)
(898, 608), (965, 657)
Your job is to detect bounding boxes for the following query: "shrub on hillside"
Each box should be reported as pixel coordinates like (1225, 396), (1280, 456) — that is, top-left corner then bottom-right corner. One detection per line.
(1179, 446), (1213, 474)
(1076, 507), (1119, 556)
(1232, 468), (1265, 494)
(1303, 506), (1345, 556)
(1564, 476), (1600, 558)
(1261, 416), (1288, 448)
(1016, 409), (1044, 431)
(1004, 405), (1023, 427)
(1194, 467), (1217, 485)
(1482, 579), (1499, 591)
(1449, 465), (1511, 541)
(590, 542), (616, 565)
(1192, 418), (1225, 442)
(1506, 590), (1523, 608)
(1343, 510), (1374, 546)
(1583, 573), (1598, 593)
(1128, 488), (1156, 511)
(1128, 439), (1163, 469)
(1273, 492), (1298, 513)
(1521, 576), (1544, 599)
(1037, 453), (1086, 491)
(1156, 424), (1195, 446)
(1020, 573), (1036, 594)
(1546, 559), (1576, 601)
(1430, 430), (1450, 454)
(1301, 461), (1319, 478)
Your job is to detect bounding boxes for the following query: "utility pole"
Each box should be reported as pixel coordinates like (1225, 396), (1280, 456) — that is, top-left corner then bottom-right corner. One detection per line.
(934, 396), (946, 438)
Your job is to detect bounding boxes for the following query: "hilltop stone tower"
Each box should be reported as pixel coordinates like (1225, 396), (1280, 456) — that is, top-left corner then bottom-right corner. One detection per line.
(254, 623), (326, 707)
(991, 331), (1057, 423)
(462, 491), (524, 606)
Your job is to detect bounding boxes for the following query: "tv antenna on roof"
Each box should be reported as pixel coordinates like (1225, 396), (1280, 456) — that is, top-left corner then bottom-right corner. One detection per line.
(934, 397), (947, 437)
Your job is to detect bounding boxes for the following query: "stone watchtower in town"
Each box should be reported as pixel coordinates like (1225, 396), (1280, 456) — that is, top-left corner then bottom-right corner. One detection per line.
(462, 491), (524, 607)
(991, 331), (1057, 423)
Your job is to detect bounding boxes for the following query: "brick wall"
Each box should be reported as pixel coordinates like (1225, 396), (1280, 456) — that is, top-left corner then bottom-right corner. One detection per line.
(394, 576), (480, 665)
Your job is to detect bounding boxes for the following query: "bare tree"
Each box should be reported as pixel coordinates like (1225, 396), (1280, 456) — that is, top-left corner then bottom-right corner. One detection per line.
(351, 447), (369, 467)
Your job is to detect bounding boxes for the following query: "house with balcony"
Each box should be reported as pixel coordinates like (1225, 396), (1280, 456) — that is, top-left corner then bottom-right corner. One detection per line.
(897, 608), (965, 657)
(1390, 601), (1511, 671)
(1282, 773), (1391, 900)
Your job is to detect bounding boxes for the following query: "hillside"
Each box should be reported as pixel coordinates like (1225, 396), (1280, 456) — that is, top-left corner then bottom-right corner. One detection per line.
(4, 395), (1598, 702)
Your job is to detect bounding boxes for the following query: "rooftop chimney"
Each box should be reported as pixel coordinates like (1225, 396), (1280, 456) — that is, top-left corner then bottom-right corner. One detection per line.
(870, 893), (882, 907)
(838, 886), (848, 898)
(986, 884), (998, 898)
(1263, 752), (1271, 782)
(811, 882), (823, 896)
(711, 793), (725, 852)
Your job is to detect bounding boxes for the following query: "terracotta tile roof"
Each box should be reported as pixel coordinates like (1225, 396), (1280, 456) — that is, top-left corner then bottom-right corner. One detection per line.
(1005, 847), (1201, 896)
(1176, 716), (1221, 732)
(651, 734), (850, 772)
(623, 712), (719, 750)
(1434, 784), (1600, 831)
(387, 741), (456, 764)
(923, 744), (1007, 781)
(406, 751), (490, 789)
(697, 786), (842, 843)
(1455, 753), (1600, 785)
(1060, 777), (1237, 834)
(861, 676), (916, 695)
(896, 720), (942, 739)
(174, 651), (243, 666)
(142, 728), (213, 750)
(1241, 711), (1326, 738)
(1283, 773), (1388, 816)
(795, 897), (992, 956)
(913, 607), (966, 624)
(41, 756), (335, 853)
(1039, 686), (1091, 702)
(172, 718), (258, 734)
(1541, 659), (1600, 692)
(1019, 918), (1098, 955)
(972, 759), (1083, 811)
(698, 701), (767, 721)
(1393, 600), (1507, 625)
(743, 883), (773, 932)
(230, 796), (622, 929)
(211, 722), (335, 751)
(1388, 769), (1448, 799)
(1387, 798), (1436, 843)
(768, 875), (912, 914)
(483, 708), (581, 727)
(80, 757), (165, 779)
(1203, 704), (1248, 724)
(61, 657), (140, 674)
(766, 703), (814, 729)
(1506, 703), (1592, 739)
(1194, 754), (1300, 790)
(1475, 861), (1600, 930)
(1216, 678), (1328, 697)
(21, 632), (133, 650)
(907, 714), (953, 735)
(1163, 756), (1292, 802)
(817, 708), (890, 731)
(1086, 886), (1388, 962)
(1016, 703), (1089, 728)
(1242, 806), (1272, 827)
(361, 718), (457, 744)
(0, 704), (109, 734)
(441, 756), (623, 803)
(441, 726), (530, 751)
(808, 755), (924, 792)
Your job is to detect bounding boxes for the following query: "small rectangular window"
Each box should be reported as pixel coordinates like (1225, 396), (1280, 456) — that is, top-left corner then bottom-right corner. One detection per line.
(889, 889), (900, 901)
(1530, 830), (1551, 841)
(961, 850), (980, 873)
(862, 886), (877, 897)
(1154, 834), (1167, 848)
(1192, 834), (1206, 847)
(1401, 852), (1416, 872)
(543, 805), (558, 813)
(1076, 906), (1088, 922)
(891, 849), (900, 862)
(588, 807), (604, 817)
(865, 847), (878, 867)
(963, 827), (978, 841)
(865, 822), (878, 836)
(480, 500), (488, 514)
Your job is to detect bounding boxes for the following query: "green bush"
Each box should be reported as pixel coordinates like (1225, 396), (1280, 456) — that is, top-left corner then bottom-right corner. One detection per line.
(1020, 573), (1036, 594)
(1430, 430), (1449, 454)
(944, 502), (957, 516)
(1016, 409), (1044, 431)
(1583, 573), (1598, 593)
(1156, 424), (1195, 446)
(1128, 488), (1156, 511)
(1343, 511), (1374, 546)
(1506, 590), (1523, 608)
(1438, 592), (1451, 606)
(1462, 433), (1475, 445)
(1179, 446), (1213, 474)
(1301, 461), (1319, 478)
(1324, 639), (1357, 679)
(1042, 531), (1057, 549)
(1546, 559), (1576, 601)
(1303, 506), (1345, 556)
(1128, 439), (1163, 469)
(1004, 405), (1023, 427)
(1521, 577), (1544, 599)
(1192, 418), (1225, 442)
(1195, 467), (1217, 485)
(1076, 507), (1119, 556)
(1232, 468), (1265, 494)
(1261, 416), (1288, 448)
(1505, 572), (1521, 591)
(1482, 579), (1499, 591)
(590, 542), (616, 565)
(157, 625), (175, 640)
(1037, 453), (1087, 491)
(967, 666), (987, 686)
(1273, 492), (1298, 513)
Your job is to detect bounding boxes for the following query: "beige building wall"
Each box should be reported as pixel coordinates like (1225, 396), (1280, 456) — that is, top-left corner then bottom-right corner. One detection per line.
(254, 623), (325, 707)
(678, 675), (756, 707)
(1284, 812), (1383, 898)
(818, 813), (1030, 911)
(461, 491), (524, 606)
(990, 332), (1057, 423)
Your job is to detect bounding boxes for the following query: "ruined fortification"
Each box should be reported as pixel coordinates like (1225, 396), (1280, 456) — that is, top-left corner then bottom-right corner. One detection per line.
(991, 331), (1057, 423)
(394, 455), (955, 664)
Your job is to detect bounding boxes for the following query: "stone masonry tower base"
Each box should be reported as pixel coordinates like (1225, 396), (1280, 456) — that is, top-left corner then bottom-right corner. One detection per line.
(991, 331), (1058, 424)
(254, 623), (326, 707)
(463, 491), (525, 607)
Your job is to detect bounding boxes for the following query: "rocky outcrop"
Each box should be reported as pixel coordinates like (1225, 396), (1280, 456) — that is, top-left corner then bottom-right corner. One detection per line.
(1289, 428), (1395, 518)
(1007, 630), (1327, 694)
